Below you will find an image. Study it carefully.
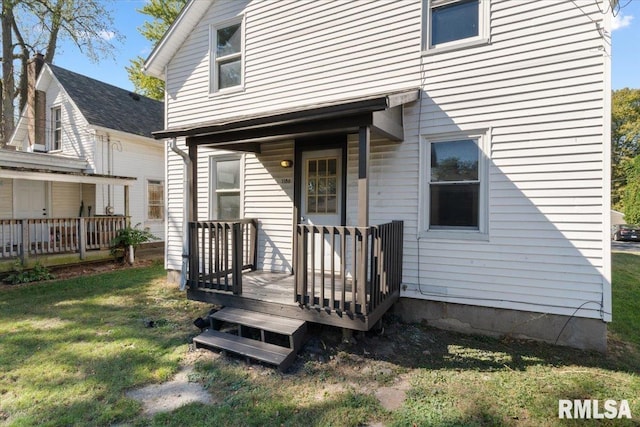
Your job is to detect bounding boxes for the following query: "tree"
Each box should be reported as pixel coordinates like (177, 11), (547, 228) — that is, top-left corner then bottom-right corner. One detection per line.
(126, 0), (186, 100)
(611, 88), (640, 210)
(624, 156), (640, 224)
(0, 0), (121, 145)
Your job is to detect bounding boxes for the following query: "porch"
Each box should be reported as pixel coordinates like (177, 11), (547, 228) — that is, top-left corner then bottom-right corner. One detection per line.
(186, 219), (403, 331)
(0, 216), (128, 270)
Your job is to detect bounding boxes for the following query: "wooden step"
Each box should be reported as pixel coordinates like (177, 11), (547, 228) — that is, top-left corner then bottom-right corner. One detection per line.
(210, 307), (306, 336)
(193, 329), (296, 371)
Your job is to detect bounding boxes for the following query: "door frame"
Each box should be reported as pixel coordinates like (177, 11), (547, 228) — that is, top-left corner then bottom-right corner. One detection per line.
(293, 135), (348, 227)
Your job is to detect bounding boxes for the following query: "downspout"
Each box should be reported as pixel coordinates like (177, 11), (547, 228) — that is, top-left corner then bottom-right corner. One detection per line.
(169, 137), (191, 291)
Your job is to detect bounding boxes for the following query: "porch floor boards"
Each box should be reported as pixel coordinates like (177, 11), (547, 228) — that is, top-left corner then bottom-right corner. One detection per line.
(198, 270), (354, 307)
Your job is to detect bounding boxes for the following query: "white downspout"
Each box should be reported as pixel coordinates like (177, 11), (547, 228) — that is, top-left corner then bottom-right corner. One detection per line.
(169, 138), (191, 291)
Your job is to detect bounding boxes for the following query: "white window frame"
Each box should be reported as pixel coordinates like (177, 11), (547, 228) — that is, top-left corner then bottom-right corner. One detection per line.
(209, 154), (244, 220)
(209, 17), (245, 95)
(422, 0), (490, 54)
(419, 129), (490, 240)
(146, 178), (164, 221)
(50, 106), (62, 152)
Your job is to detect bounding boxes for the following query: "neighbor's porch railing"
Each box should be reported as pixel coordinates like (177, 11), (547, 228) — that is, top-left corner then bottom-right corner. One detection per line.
(295, 221), (403, 318)
(0, 216), (129, 261)
(187, 219), (258, 294)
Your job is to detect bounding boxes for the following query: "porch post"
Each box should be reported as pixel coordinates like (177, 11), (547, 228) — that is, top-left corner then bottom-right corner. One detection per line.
(188, 144), (198, 222)
(358, 126), (370, 226)
(124, 185), (130, 226)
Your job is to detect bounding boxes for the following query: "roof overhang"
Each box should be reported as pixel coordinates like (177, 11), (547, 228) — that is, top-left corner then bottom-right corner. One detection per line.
(0, 166), (136, 186)
(153, 89), (420, 152)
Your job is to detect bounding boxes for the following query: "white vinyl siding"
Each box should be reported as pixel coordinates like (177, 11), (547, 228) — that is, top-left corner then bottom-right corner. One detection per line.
(163, 0), (609, 322)
(165, 0), (421, 128)
(0, 179), (13, 218)
(51, 182), (82, 217)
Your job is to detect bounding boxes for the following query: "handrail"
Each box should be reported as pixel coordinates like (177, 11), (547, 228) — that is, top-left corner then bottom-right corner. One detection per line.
(0, 216), (130, 261)
(187, 219), (258, 294)
(295, 221), (403, 317)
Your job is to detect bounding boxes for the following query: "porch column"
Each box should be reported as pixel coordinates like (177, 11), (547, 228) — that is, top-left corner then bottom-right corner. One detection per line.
(124, 185), (130, 225)
(188, 143), (198, 222)
(358, 126), (370, 226)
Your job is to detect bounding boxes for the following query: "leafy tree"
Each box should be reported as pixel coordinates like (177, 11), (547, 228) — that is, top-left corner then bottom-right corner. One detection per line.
(126, 0), (186, 100)
(612, 88), (640, 209)
(0, 0), (121, 145)
(624, 156), (640, 224)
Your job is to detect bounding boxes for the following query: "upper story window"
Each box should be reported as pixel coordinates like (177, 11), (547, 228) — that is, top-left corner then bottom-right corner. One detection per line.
(211, 19), (243, 93)
(147, 179), (164, 221)
(421, 131), (489, 239)
(424, 0), (489, 52)
(51, 106), (62, 151)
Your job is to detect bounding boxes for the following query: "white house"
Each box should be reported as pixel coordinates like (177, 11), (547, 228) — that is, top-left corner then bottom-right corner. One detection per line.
(6, 58), (165, 241)
(145, 0), (611, 352)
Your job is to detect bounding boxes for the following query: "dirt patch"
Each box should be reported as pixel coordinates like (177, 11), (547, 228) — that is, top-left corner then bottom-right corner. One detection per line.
(126, 366), (213, 416)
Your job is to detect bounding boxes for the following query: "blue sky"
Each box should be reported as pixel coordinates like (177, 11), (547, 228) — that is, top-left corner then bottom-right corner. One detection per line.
(54, 0), (640, 92)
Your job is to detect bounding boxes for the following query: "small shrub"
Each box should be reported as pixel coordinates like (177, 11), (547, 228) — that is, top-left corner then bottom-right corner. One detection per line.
(4, 261), (54, 285)
(110, 223), (157, 264)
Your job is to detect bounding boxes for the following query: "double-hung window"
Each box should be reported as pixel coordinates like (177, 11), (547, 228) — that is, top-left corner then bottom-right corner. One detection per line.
(211, 19), (243, 93)
(147, 179), (164, 221)
(424, 0), (489, 51)
(422, 132), (488, 238)
(210, 157), (242, 220)
(51, 106), (62, 151)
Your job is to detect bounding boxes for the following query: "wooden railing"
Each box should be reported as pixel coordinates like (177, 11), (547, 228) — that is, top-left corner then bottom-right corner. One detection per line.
(295, 221), (403, 317)
(0, 217), (129, 261)
(187, 219), (258, 294)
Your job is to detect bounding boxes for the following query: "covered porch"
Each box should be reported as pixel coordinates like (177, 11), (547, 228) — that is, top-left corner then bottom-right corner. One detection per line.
(157, 89), (419, 330)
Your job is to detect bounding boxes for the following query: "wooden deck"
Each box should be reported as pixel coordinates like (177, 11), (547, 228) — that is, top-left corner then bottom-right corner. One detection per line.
(187, 270), (399, 331)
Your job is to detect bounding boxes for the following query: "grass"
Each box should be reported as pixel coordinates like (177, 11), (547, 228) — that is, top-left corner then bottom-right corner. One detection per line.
(0, 255), (639, 426)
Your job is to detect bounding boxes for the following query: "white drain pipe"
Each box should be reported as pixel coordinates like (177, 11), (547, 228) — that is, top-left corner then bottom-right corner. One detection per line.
(169, 138), (191, 291)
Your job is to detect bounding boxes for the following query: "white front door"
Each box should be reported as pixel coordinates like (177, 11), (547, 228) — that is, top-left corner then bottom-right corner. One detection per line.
(14, 180), (48, 219)
(300, 148), (343, 272)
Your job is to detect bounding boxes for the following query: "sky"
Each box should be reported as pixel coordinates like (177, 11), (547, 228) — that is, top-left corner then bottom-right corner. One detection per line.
(53, 0), (640, 93)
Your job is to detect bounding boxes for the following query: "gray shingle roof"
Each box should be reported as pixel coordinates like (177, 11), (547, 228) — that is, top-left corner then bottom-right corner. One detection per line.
(49, 64), (164, 139)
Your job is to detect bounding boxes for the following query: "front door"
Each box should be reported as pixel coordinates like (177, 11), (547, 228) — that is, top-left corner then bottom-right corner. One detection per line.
(300, 148), (343, 272)
(14, 180), (48, 219)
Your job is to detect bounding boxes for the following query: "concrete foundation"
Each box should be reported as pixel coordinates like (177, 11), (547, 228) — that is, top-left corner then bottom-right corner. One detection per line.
(394, 298), (607, 353)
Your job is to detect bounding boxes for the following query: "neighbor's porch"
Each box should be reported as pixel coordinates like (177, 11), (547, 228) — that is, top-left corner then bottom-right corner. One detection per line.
(157, 90), (419, 330)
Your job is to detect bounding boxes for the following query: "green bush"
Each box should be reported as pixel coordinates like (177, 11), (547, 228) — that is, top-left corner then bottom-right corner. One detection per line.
(110, 223), (157, 264)
(4, 261), (54, 285)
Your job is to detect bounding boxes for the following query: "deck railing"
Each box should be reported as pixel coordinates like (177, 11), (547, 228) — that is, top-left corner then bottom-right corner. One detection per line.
(295, 221), (403, 317)
(187, 219), (258, 294)
(0, 216), (129, 261)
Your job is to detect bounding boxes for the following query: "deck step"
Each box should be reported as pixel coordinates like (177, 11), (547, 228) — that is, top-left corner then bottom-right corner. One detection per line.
(193, 330), (294, 368)
(210, 307), (306, 336)
(196, 307), (307, 371)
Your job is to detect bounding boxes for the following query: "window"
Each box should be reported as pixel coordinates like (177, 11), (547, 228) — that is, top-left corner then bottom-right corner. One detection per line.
(211, 20), (243, 92)
(424, 0), (489, 51)
(51, 106), (61, 151)
(147, 180), (164, 220)
(306, 157), (338, 214)
(421, 131), (488, 237)
(211, 157), (241, 220)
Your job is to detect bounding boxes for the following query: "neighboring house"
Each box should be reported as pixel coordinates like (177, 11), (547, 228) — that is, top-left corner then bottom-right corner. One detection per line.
(2, 57), (165, 266)
(145, 0), (611, 352)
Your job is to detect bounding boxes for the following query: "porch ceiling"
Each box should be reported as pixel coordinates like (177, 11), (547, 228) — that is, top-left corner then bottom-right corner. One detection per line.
(153, 89), (420, 152)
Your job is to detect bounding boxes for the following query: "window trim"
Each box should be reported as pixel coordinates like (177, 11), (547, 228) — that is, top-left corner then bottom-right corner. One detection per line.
(50, 105), (62, 152)
(209, 154), (244, 220)
(419, 129), (490, 240)
(209, 16), (245, 95)
(422, 0), (490, 54)
(146, 178), (164, 222)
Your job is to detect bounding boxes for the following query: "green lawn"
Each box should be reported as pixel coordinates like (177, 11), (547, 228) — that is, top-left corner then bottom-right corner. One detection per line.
(0, 255), (639, 426)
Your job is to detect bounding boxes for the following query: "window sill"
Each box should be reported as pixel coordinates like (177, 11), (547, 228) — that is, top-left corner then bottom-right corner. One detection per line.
(422, 37), (490, 56)
(419, 229), (489, 242)
(209, 86), (245, 98)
